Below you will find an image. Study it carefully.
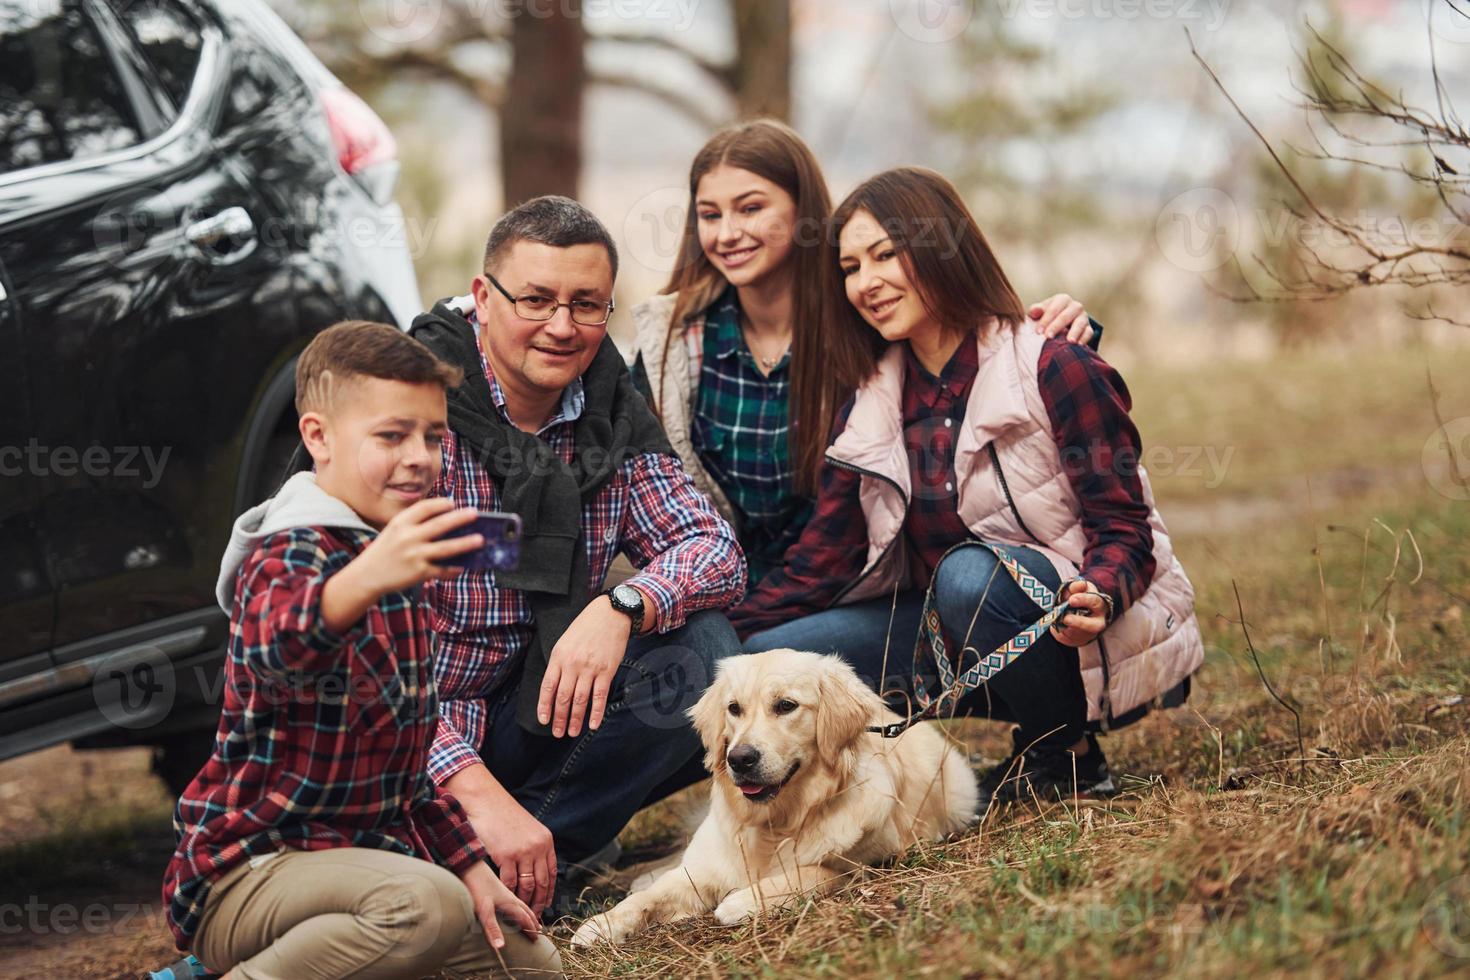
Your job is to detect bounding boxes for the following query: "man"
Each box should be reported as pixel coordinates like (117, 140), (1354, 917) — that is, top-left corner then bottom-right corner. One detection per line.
(410, 196), (746, 921)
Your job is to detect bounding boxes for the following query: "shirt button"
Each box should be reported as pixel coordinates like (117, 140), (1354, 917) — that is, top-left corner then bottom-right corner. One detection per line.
(945, 481), (954, 493)
(944, 418), (953, 428)
(604, 526), (616, 544)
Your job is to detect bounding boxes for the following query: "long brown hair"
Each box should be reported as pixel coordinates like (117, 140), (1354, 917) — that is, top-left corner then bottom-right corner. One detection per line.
(820, 167), (1027, 421)
(659, 118), (837, 495)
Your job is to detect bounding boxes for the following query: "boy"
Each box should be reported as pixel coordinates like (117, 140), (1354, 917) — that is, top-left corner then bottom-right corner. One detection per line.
(161, 321), (563, 979)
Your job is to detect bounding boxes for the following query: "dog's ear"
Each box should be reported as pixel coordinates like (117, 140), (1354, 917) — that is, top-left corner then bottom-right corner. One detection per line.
(687, 665), (729, 774)
(815, 657), (882, 764)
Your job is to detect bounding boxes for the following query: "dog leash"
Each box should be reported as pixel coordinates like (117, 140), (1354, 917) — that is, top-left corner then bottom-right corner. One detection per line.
(865, 543), (1107, 739)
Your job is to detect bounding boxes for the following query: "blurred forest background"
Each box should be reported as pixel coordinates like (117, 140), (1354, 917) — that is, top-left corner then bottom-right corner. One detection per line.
(271, 0), (1468, 364)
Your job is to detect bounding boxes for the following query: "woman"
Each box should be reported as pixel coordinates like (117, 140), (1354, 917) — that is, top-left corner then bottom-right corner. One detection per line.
(731, 167), (1203, 804)
(631, 120), (1097, 582)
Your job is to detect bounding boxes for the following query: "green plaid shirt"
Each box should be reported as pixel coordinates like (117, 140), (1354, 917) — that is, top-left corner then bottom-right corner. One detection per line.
(691, 287), (812, 583)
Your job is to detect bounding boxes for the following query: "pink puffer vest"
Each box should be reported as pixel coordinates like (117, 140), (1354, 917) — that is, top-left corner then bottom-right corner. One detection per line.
(825, 323), (1204, 723)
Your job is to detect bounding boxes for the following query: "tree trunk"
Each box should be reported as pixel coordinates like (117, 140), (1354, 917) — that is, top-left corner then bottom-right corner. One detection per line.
(731, 0), (791, 121)
(501, 0), (585, 205)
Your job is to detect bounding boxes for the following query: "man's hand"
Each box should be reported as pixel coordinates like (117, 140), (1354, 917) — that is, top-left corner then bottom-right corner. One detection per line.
(322, 499), (482, 632)
(445, 765), (558, 916)
(1027, 293), (1094, 345)
(460, 859), (541, 949)
(1050, 580), (1110, 647)
(537, 593), (639, 738)
(464, 794), (557, 916)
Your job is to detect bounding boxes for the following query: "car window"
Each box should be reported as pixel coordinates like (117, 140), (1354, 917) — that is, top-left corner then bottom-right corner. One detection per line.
(223, 39), (294, 128)
(0, 0), (143, 174)
(110, 0), (203, 111)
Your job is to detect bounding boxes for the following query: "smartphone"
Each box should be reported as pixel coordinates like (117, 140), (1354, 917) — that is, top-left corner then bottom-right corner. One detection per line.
(435, 510), (522, 571)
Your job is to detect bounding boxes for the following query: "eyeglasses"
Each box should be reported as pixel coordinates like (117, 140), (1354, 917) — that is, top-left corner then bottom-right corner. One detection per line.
(484, 272), (614, 326)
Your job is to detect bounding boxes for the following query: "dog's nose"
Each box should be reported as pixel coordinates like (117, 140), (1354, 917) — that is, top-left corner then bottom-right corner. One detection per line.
(727, 744), (761, 772)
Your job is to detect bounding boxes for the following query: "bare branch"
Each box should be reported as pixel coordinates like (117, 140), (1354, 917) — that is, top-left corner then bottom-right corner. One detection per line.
(590, 70), (728, 130)
(1183, 18), (1470, 319)
(589, 29), (737, 91)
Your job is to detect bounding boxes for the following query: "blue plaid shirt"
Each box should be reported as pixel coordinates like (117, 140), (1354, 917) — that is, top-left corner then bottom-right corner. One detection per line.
(690, 286), (812, 582)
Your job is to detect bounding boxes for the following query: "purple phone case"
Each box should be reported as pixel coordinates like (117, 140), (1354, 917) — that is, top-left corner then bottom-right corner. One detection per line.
(436, 511), (522, 571)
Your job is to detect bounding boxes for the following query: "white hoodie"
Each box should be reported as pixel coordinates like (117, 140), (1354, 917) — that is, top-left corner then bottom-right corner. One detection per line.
(215, 471), (376, 613)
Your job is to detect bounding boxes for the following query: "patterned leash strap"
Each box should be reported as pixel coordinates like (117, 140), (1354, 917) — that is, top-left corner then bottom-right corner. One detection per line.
(867, 543), (1085, 739)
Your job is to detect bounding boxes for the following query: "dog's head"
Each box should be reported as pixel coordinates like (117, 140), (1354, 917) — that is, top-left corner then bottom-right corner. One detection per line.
(688, 649), (884, 804)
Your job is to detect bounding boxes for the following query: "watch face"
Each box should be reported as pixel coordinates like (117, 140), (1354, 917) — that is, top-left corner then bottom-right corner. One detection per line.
(612, 584), (642, 609)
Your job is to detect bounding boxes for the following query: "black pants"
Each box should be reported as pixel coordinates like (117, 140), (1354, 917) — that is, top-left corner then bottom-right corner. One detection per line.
(478, 610), (740, 866)
(744, 543), (1089, 748)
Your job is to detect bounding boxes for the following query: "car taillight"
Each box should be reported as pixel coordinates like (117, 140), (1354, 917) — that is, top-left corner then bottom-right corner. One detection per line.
(320, 86), (399, 203)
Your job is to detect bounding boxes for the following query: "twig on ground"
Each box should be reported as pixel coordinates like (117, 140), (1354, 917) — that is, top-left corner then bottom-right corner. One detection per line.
(1231, 580), (1307, 777)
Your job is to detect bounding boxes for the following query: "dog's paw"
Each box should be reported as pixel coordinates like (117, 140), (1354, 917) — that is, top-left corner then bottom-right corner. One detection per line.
(570, 915), (622, 948)
(713, 891), (760, 926)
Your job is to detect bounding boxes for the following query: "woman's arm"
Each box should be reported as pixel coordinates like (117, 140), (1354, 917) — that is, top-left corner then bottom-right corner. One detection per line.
(1036, 338), (1156, 619)
(728, 401), (869, 639)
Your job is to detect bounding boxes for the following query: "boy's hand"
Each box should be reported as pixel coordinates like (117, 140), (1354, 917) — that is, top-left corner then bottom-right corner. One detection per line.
(1028, 293), (1093, 344)
(1050, 580), (1110, 647)
(460, 859), (540, 950)
(355, 498), (482, 594)
(537, 594), (636, 738)
(321, 499), (480, 631)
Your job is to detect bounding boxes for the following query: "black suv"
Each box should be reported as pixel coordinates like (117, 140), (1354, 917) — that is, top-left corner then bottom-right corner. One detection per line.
(0, 0), (423, 791)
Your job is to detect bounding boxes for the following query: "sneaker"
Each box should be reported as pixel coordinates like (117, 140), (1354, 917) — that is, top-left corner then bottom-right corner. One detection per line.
(542, 878), (610, 929)
(542, 836), (624, 927)
(562, 835), (623, 886)
(149, 955), (221, 980)
(976, 733), (1117, 809)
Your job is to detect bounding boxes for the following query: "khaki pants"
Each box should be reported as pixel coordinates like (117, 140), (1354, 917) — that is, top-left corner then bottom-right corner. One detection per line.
(193, 848), (564, 980)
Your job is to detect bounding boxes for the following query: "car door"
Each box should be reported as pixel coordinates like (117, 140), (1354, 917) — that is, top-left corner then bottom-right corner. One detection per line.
(0, 256), (56, 676)
(0, 0), (268, 649)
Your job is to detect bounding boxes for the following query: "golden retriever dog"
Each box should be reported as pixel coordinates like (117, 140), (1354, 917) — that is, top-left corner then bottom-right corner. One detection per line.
(571, 649), (978, 946)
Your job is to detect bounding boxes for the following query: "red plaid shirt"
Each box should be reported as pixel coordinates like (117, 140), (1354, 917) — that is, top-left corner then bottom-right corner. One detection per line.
(731, 336), (1155, 637)
(163, 526), (487, 949)
(426, 327), (745, 785)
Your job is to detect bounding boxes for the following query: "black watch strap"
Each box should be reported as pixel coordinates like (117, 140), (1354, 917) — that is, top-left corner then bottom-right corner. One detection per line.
(604, 586), (644, 633)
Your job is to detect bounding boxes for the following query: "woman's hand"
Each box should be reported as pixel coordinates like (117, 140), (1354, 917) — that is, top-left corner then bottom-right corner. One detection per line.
(460, 859), (541, 949)
(1027, 294), (1093, 345)
(1050, 580), (1110, 647)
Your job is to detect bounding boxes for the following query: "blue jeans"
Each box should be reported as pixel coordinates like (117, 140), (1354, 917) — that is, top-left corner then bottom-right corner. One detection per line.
(478, 609), (739, 868)
(744, 543), (1088, 748)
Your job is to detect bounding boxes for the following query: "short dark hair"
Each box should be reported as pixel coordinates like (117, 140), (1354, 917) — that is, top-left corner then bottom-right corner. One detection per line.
(483, 195), (619, 279)
(295, 320), (463, 414)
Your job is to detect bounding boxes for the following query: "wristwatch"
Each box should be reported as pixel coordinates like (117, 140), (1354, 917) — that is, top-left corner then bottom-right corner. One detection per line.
(604, 584), (645, 634)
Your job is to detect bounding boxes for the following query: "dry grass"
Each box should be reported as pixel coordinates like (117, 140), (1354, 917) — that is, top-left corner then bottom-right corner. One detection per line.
(561, 343), (1470, 978)
(1, 344), (1467, 979)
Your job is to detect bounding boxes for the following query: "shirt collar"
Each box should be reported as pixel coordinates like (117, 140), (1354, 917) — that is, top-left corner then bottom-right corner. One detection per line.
(468, 309), (585, 430)
(904, 334), (979, 408)
(704, 284), (792, 373)
(703, 285), (746, 362)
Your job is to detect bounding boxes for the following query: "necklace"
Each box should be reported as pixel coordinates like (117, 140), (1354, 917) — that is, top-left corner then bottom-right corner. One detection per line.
(740, 313), (791, 373)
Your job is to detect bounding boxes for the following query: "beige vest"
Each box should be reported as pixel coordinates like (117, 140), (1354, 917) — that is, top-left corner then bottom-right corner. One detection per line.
(826, 323), (1204, 722)
(629, 294), (737, 521)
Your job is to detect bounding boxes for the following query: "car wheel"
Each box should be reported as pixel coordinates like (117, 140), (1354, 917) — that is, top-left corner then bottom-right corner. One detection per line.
(151, 729), (216, 798)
